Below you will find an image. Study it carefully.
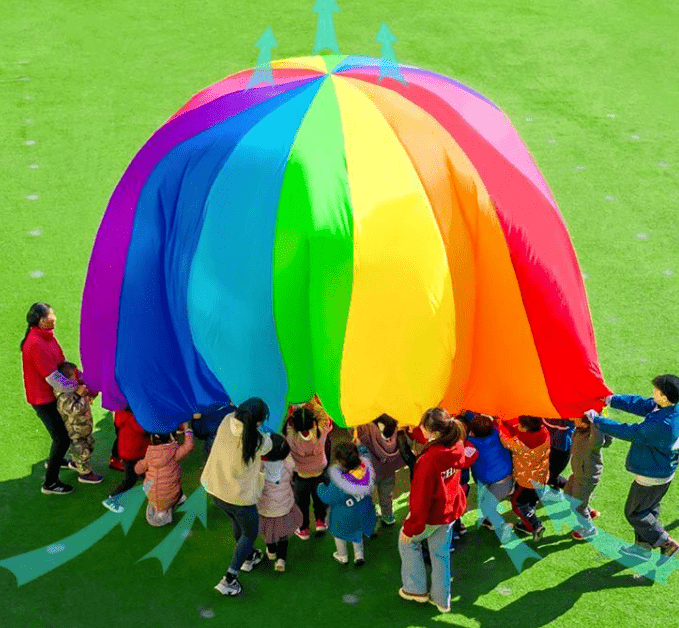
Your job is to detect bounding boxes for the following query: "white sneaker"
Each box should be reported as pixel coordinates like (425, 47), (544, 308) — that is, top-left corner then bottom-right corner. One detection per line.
(274, 559), (286, 572)
(266, 549), (277, 560)
(429, 598), (451, 613)
(332, 551), (349, 564)
(240, 548), (264, 572)
(215, 575), (242, 596)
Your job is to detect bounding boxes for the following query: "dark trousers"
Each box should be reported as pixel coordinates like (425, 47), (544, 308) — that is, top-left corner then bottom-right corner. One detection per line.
(548, 448), (571, 489)
(32, 401), (71, 486)
(511, 485), (542, 532)
(213, 497), (259, 573)
(293, 473), (327, 530)
(624, 480), (672, 547)
(109, 460), (140, 496)
(267, 539), (289, 560)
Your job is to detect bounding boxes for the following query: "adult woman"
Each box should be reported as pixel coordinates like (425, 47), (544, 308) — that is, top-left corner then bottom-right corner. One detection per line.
(21, 302), (87, 494)
(398, 408), (478, 613)
(201, 397), (273, 596)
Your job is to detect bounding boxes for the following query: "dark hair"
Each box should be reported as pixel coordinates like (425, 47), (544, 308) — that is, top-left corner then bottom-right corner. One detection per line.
(469, 414), (495, 438)
(420, 407), (464, 454)
(334, 441), (361, 472)
(518, 415), (543, 432)
(290, 407), (320, 439)
(374, 414), (397, 438)
(235, 397), (269, 464)
(265, 433), (290, 461)
(150, 433), (176, 446)
(20, 302), (52, 350)
(652, 374), (679, 405)
(57, 361), (78, 380)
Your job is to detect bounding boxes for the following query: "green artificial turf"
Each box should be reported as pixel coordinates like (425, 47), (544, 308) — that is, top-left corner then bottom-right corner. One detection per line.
(1, 0), (678, 626)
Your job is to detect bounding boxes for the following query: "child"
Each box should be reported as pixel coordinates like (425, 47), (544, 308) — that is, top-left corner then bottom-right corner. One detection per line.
(499, 415), (550, 540)
(134, 423), (194, 526)
(356, 414), (414, 526)
(565, 417), (612, 540)
(543, 418), (576, 490)
(257, 433), (303, 572)
(317, 441), (376, 566)
(398, 408), (478, 613)
(283, 394), (333, 539)
(102, 406), (150, 513)
(588, 375), (679, 560)
(191, 401), (235, 462)
(466, 413), (513, 530)
(54, 362), (103, 484)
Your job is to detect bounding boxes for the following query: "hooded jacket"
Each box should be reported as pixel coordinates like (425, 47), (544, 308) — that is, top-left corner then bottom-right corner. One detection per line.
(593, 395), (679, 479)
(356, 422), (406, 479)
(285, 396), (333, 477)
(317, 454), (377, 543)
(114, 409), (150, 461)
(403, 440), (478, 538)
(257, 455), (296, 518)
(499, 419), (550, 489)
(467, 429), (512, 486)
(135, 432), (194, 511)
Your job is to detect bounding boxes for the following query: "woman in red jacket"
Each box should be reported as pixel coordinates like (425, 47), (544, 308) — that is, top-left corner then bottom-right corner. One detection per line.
(398, 408), (478, 613)
(21, 302), (88, 495)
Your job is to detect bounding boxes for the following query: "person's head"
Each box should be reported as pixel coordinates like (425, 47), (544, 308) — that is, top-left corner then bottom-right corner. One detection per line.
(20, 302), (53, 349)
(150, 432), (176, 446)
(264, 432), (291, 462)
(518, 415), (543, 432)
(290, 407), (319, 438)
(234, 397), (269, 464)
(374, 413), (398, 438)
(419, 407), (465, 452)
(652, 374), (679, 407)
(469, 413), (495, 438)
(334, 441), (362, 472)
(57, 361), (79, 381)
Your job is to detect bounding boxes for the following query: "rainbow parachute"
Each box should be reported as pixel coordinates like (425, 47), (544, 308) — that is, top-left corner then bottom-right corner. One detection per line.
(80, 56), (610, 433)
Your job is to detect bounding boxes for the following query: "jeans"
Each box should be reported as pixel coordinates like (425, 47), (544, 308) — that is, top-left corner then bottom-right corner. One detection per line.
(32, 401), (71, 486)
(399, 523), (453, 609)
(293, 473), (327, 530)
(213, 497), (260, 574)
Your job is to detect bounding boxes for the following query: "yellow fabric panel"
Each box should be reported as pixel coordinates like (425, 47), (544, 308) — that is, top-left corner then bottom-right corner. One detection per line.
(272, 56), (329, 74)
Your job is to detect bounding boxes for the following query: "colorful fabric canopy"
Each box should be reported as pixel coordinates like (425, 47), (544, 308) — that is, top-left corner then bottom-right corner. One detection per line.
(80, 55), (610, 433)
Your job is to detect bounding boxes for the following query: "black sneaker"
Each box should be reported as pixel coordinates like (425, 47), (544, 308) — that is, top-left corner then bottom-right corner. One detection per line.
(240, 548), (264, 572)
(41, 481), (74, 495)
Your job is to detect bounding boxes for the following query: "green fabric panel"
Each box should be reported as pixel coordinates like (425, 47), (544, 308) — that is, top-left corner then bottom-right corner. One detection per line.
(321, 54), (347, 74)
(273, 77), (354, 425)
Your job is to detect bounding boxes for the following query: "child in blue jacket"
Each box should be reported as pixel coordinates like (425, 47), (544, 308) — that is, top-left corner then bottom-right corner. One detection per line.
(317, 441), (376, 566)
(587, 374), (679, 560)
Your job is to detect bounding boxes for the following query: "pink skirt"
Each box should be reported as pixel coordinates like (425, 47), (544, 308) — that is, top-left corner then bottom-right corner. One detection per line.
(259, 504), (303, 544)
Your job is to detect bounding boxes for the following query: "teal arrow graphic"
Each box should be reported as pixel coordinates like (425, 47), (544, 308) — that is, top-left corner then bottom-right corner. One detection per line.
(246, 27), (278, 90)
(0, 485), (146, 586)
(535, 483), (679, 584)
(137, 485), (208, 573)
(312, 0), (340, 55)
(375, 23), (406, 85)
(477, 484), (541, 572)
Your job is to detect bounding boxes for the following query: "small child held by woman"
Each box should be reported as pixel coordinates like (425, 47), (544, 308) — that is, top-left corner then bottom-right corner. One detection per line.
(257, 434), (303, 572)
(317, 441), (377, 566)
(134, 422), (194, 526)
(284, 394), (333, 539)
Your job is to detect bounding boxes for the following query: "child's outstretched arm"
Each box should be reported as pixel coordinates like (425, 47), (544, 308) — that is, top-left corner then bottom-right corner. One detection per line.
(175, 423), (195, 461)
(609, 395), (656, 417)
(592, 414), (666, 445)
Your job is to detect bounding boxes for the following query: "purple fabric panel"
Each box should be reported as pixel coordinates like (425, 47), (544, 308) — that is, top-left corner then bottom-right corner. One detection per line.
(79, 77), (319, 410)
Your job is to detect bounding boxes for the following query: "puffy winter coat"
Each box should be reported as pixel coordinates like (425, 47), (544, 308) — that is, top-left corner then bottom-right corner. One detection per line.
(356, 422), (406, 479)
(257, 455), (295, 518)
(135, 432), (194, 511)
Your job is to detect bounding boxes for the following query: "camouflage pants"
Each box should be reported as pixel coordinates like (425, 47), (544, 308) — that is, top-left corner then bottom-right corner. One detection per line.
(64, 414), (94, 474)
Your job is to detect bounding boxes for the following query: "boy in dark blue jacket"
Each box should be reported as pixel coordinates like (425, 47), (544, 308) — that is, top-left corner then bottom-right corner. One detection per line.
(586, 374), (679, 560)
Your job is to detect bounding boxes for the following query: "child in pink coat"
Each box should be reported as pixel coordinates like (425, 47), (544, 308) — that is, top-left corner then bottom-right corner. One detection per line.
(135, 422), (194, 526)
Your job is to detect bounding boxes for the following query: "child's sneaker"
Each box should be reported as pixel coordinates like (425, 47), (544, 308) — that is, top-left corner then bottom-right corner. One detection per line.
(398, 588), (429, 603)
(619, 543), (652, 561)
(429, 598), (451, 613)
(294, 527), (310, 540)
(572, 527), (597, 541)
(240, 549), (264, 572)
(266, 549), (277, 560)
(68, 460), (80, 472)
(481, 518), (495, 531)
(532, 524), (545, 541)
(457, 522), (468, 536)
(102, 496), (124, 513)
(513, 522), (531, 536)
(108, 456), (125, 471)
(354, 557), (365, 567)
(589, 509), (600, 520)
(215, 574), (242, 596)
(498, 522), (514, 544)
(274, 559), (286, 572)
(41, 481), (74, 495)
(381, 514), (396, 526)
(176, 493), (187, 507)
(78, 472), (104, 484)
(332, 551), (349, 565)
(315, 519), (328, 532)
(659, 538), (679, 564)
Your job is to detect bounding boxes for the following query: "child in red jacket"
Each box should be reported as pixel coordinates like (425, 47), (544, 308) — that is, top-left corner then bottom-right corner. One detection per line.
(398, 408), (478, 613)
(102, 407), (150, 513)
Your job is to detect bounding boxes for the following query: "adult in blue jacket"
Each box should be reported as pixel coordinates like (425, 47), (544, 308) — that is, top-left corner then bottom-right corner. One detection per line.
(586, 374), (679, 560)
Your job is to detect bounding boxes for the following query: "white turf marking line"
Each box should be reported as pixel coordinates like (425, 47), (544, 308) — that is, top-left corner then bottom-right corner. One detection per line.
(25, 119), (34, 124)
(24, 95), (34, 101)
(658, 161), (669, 168)
(20, 77), (30, 81)
(607, 113), (616, 118)
(574, 165), (586, 172)
(29, 270), (44, 279)
(639, 358), (650, 363)
(199, 609), (215, 619)
(662, 269), (674, 277)
(604, 195), (616, 202)
(635, 232), (649, 240)
(547, 138), (556, 145)
(25, 140), (36, 146)
(26, 194), (39, 201)
(342, 594), (360, 604)
(28, 228), (42, 237)
(29, 164), (39, 169)
(582, 273), (589, 280)
(630, 134), (640, 140)
(16, 59), (30, 64)
(525, 117), (533, 122)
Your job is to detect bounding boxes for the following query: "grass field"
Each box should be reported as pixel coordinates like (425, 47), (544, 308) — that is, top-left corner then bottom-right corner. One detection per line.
(1, 1), (679, 626)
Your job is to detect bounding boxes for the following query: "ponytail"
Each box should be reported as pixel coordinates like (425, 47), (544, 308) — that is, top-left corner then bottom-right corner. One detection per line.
(235, 397), (269, 464)
(20, 302), (51, 350)
(419, 407), (464, 455)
